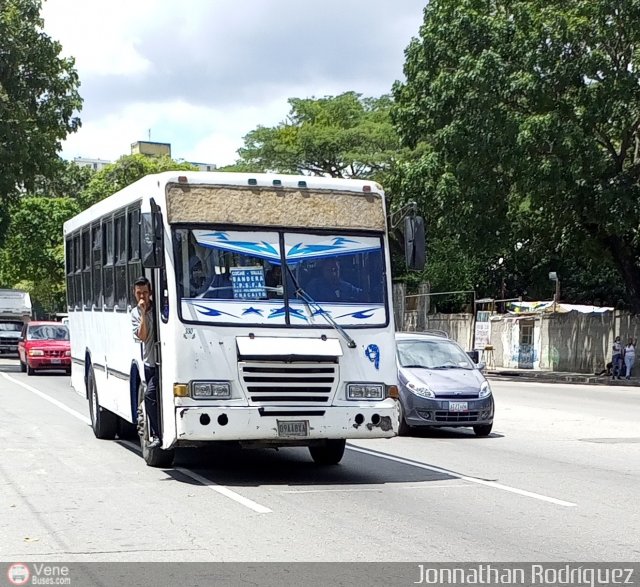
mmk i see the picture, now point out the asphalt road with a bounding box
[0,357,638,563]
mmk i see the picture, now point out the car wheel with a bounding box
[137,380,174,468]
[87,366,118,439]
[397,401,412,436]
[473,423,493,437]
[26,362,35,376]
[20,360,26,373]
[309,439,346,465]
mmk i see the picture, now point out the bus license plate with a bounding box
[449,402,468,412]
[277,420,309,437]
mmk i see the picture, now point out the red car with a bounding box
[18,321,71,375]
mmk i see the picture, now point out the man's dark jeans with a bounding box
[144,365,160,438]
[613,354,622,378]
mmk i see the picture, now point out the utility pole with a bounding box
[549,272,560,312]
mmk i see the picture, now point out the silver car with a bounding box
[396,332,494,436]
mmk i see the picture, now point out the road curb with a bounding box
[486,372,640,387]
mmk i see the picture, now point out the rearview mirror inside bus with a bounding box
[404,215,426,271]
[141,211,164,268]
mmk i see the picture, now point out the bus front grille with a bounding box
[240,362,337,405]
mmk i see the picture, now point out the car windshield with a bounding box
[173,228,386,327]
[0,322,22,332]
[397,339,474,370]
[27,325,70,341]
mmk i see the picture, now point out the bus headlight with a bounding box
[191,381,231,399]
[346,383,384,400]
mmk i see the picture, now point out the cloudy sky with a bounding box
[41,0,426,167]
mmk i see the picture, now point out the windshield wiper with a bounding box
[285,265,357,349]
[402,364,429,369]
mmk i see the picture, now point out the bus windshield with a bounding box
[174,228,387,327]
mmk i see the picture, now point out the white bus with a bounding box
[64,171,424,467]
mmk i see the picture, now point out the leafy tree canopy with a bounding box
[0,196,79,313]
[32,158,95,200]
[79,154,197,209]
[235,92,401,181]
[392,0,640,310]
[0,0,82,245]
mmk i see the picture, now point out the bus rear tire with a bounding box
[309,439,346,465]
[88,367,117,440]
[137,381,174,468]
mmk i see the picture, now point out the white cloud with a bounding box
[42,0,155,76]
[41,0,427,166]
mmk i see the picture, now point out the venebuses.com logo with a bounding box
[7,563,30,586]
[5,562,71,586]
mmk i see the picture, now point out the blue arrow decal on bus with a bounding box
[192,304,237,318]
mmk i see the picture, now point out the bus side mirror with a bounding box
[141,211,164,268]
[404,215,426,271]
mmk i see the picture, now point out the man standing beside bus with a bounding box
[131,276,161,449]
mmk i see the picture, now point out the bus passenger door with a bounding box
[141,199,175,448]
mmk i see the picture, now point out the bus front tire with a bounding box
[87,367,117,440]
[309,439,346,465]
[137,381,174,468]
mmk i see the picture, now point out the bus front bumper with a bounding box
[175,405,398,442]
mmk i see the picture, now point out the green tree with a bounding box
[0,197,79,314]
[0,0,82,244]
[392,0,640,310]
[235,92,416,271]
[236,92,401,181]
[79,154,197,209]
[32,158,95,200]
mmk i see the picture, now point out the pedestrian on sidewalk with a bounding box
[611,336,623,380]
[623,338,636,380]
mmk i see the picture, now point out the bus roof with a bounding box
[64,171,386,235]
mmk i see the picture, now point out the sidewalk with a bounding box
[486,367,640,386]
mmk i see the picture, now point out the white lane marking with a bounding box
[348,445,577,507]
[119,441,272,514]
[176,468,273,514]
[1,372,91,425]
[1,373,272,514]
[282,484,470,494]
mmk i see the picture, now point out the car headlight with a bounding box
[346,383,384,400]
[28,349,44,356]
[406,380,435,399]
[479,381,492,398]
[190,381,231,399]
[65,350,71,357]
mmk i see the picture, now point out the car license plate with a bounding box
[449,401,468,412]
[51,358,61,364]
[277,420,309,437]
